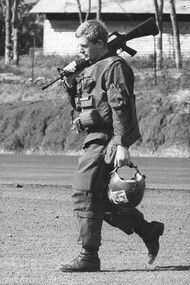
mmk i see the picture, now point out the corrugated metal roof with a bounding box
[30,0,190,14]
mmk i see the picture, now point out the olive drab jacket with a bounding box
[64,55,141,148]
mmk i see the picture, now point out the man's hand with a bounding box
[71,117,84,134]
[64,61,81,87]
[114,145,132,168]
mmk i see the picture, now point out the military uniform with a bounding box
[62,55,164,270]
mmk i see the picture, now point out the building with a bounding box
[30,0,190,58]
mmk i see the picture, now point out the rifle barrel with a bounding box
[41,76,62,90]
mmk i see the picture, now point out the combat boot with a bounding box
[142,221,164,264]
[58,248,100,272]
[135,221,164,265]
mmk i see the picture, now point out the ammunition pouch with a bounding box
[75,95,101,131]
[79,109,101,130]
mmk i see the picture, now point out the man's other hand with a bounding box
[114,145,132,168]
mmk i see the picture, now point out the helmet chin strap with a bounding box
[111,162,136,174]
[110,163,146,179]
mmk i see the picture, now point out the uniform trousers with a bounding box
[72,140,147,251]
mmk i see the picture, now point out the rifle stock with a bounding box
[107,17,159,53]
[41,17,158,90]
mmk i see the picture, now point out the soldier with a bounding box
[58,19,164,272]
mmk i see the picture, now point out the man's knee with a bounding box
[72,189,104,217]
[103,208,145,235]
[72,190,91,212]
[104,212,134,235]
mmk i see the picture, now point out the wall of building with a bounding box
[43,19,79,56]
[43,18,190,58]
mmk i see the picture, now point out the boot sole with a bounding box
[59,267,101,272]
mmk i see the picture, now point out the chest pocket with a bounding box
[82,77,96,94]
[78,77,101,130]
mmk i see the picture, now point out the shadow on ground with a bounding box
[102,265,190,272]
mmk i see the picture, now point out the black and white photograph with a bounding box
[0,1,190,284]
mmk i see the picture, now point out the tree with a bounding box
[85,0,91,22]
[76,0,102,22]
[96,0,101,21]
[5,0,12,65]
[76,0,91,23]
[169,0,182,68]
[0,1,6,56]
[76,0,83,23]
[5,0,20,65]
[12,0,19,65]
[3,0,43,65]
[154,0,164,69]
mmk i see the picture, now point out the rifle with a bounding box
[41,17,158,91]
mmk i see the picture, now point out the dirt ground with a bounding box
[1,184,190,285]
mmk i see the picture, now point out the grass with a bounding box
[0,54,76,79]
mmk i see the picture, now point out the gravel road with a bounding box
[1,183,190,285]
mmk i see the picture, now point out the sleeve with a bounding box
[105,60,137,147]
[62,78,78,109]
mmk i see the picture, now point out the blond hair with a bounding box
[75,19,108,45]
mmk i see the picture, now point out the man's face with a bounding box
[77,37,100,62]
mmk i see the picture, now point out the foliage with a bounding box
[0,0,43,56]
[18,1,43,54]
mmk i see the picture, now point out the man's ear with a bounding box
[97,39,104,48]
